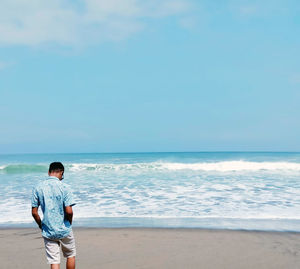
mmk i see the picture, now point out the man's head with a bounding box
[48,162,64,180]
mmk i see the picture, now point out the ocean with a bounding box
[1,152,300,231]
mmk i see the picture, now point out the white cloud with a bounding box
[0,61,13,70]
[0,0,191,47]
[228,0,260,17]
[179,16,198,30]
[229,0,292,18]
[289,74,300,84]
[0,62,5,70]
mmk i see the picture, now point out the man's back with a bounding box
[32,176,75,239]
[31,162,76,269]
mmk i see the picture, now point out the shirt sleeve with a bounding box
[31,187,40,208]
[64,185,76,207]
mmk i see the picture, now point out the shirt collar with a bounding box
[47,176,60,181]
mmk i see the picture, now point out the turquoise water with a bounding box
[1,152,300,231]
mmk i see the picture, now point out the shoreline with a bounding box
[1,216,300,232]
[1,226,300,233]
[1,228,300,268]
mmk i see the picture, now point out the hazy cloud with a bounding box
[229,0,293,18]
[0,62,6,70]
[178,16,198,30]
[0,0,191,47]
[0,61,13,70]
[289,74,300,84]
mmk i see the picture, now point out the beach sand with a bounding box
[1,228,300,268]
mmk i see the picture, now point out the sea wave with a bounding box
[65,161,300,172]
[160,161,300,171]
[1,161,300,173]
[0,164,48,173]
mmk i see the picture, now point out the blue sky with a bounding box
[0,0,300,153]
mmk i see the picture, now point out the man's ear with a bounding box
[48,171,50,176]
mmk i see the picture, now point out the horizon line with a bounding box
[1,151,300,155]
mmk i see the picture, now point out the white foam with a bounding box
[0,199,33,223]
[161,161,300,171]
[1,161,300,174]
[67,161,300,172]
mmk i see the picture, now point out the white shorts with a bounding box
[43,230,76,264]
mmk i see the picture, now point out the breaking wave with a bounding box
[0,164,48,173]
[1,161,300,174]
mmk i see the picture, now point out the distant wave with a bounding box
[2,161,300,173]
[0,164,48,173]
[160,161,300,171]
[67,161,300,172]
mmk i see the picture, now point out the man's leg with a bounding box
[44,237,61,267]
[60,231,76,269]
[66,257,75,269]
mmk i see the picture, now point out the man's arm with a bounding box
[65,206,73,224]
[31,207,42,229]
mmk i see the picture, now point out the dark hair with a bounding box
[49,162,64,173]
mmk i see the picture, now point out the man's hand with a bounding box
[31,207,42,230]
[65,206,73,225]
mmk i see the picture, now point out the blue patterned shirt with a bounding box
[31,176,76,239]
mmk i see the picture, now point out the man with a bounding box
[31,162,76,269]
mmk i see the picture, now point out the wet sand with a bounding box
[1,228,300,268]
